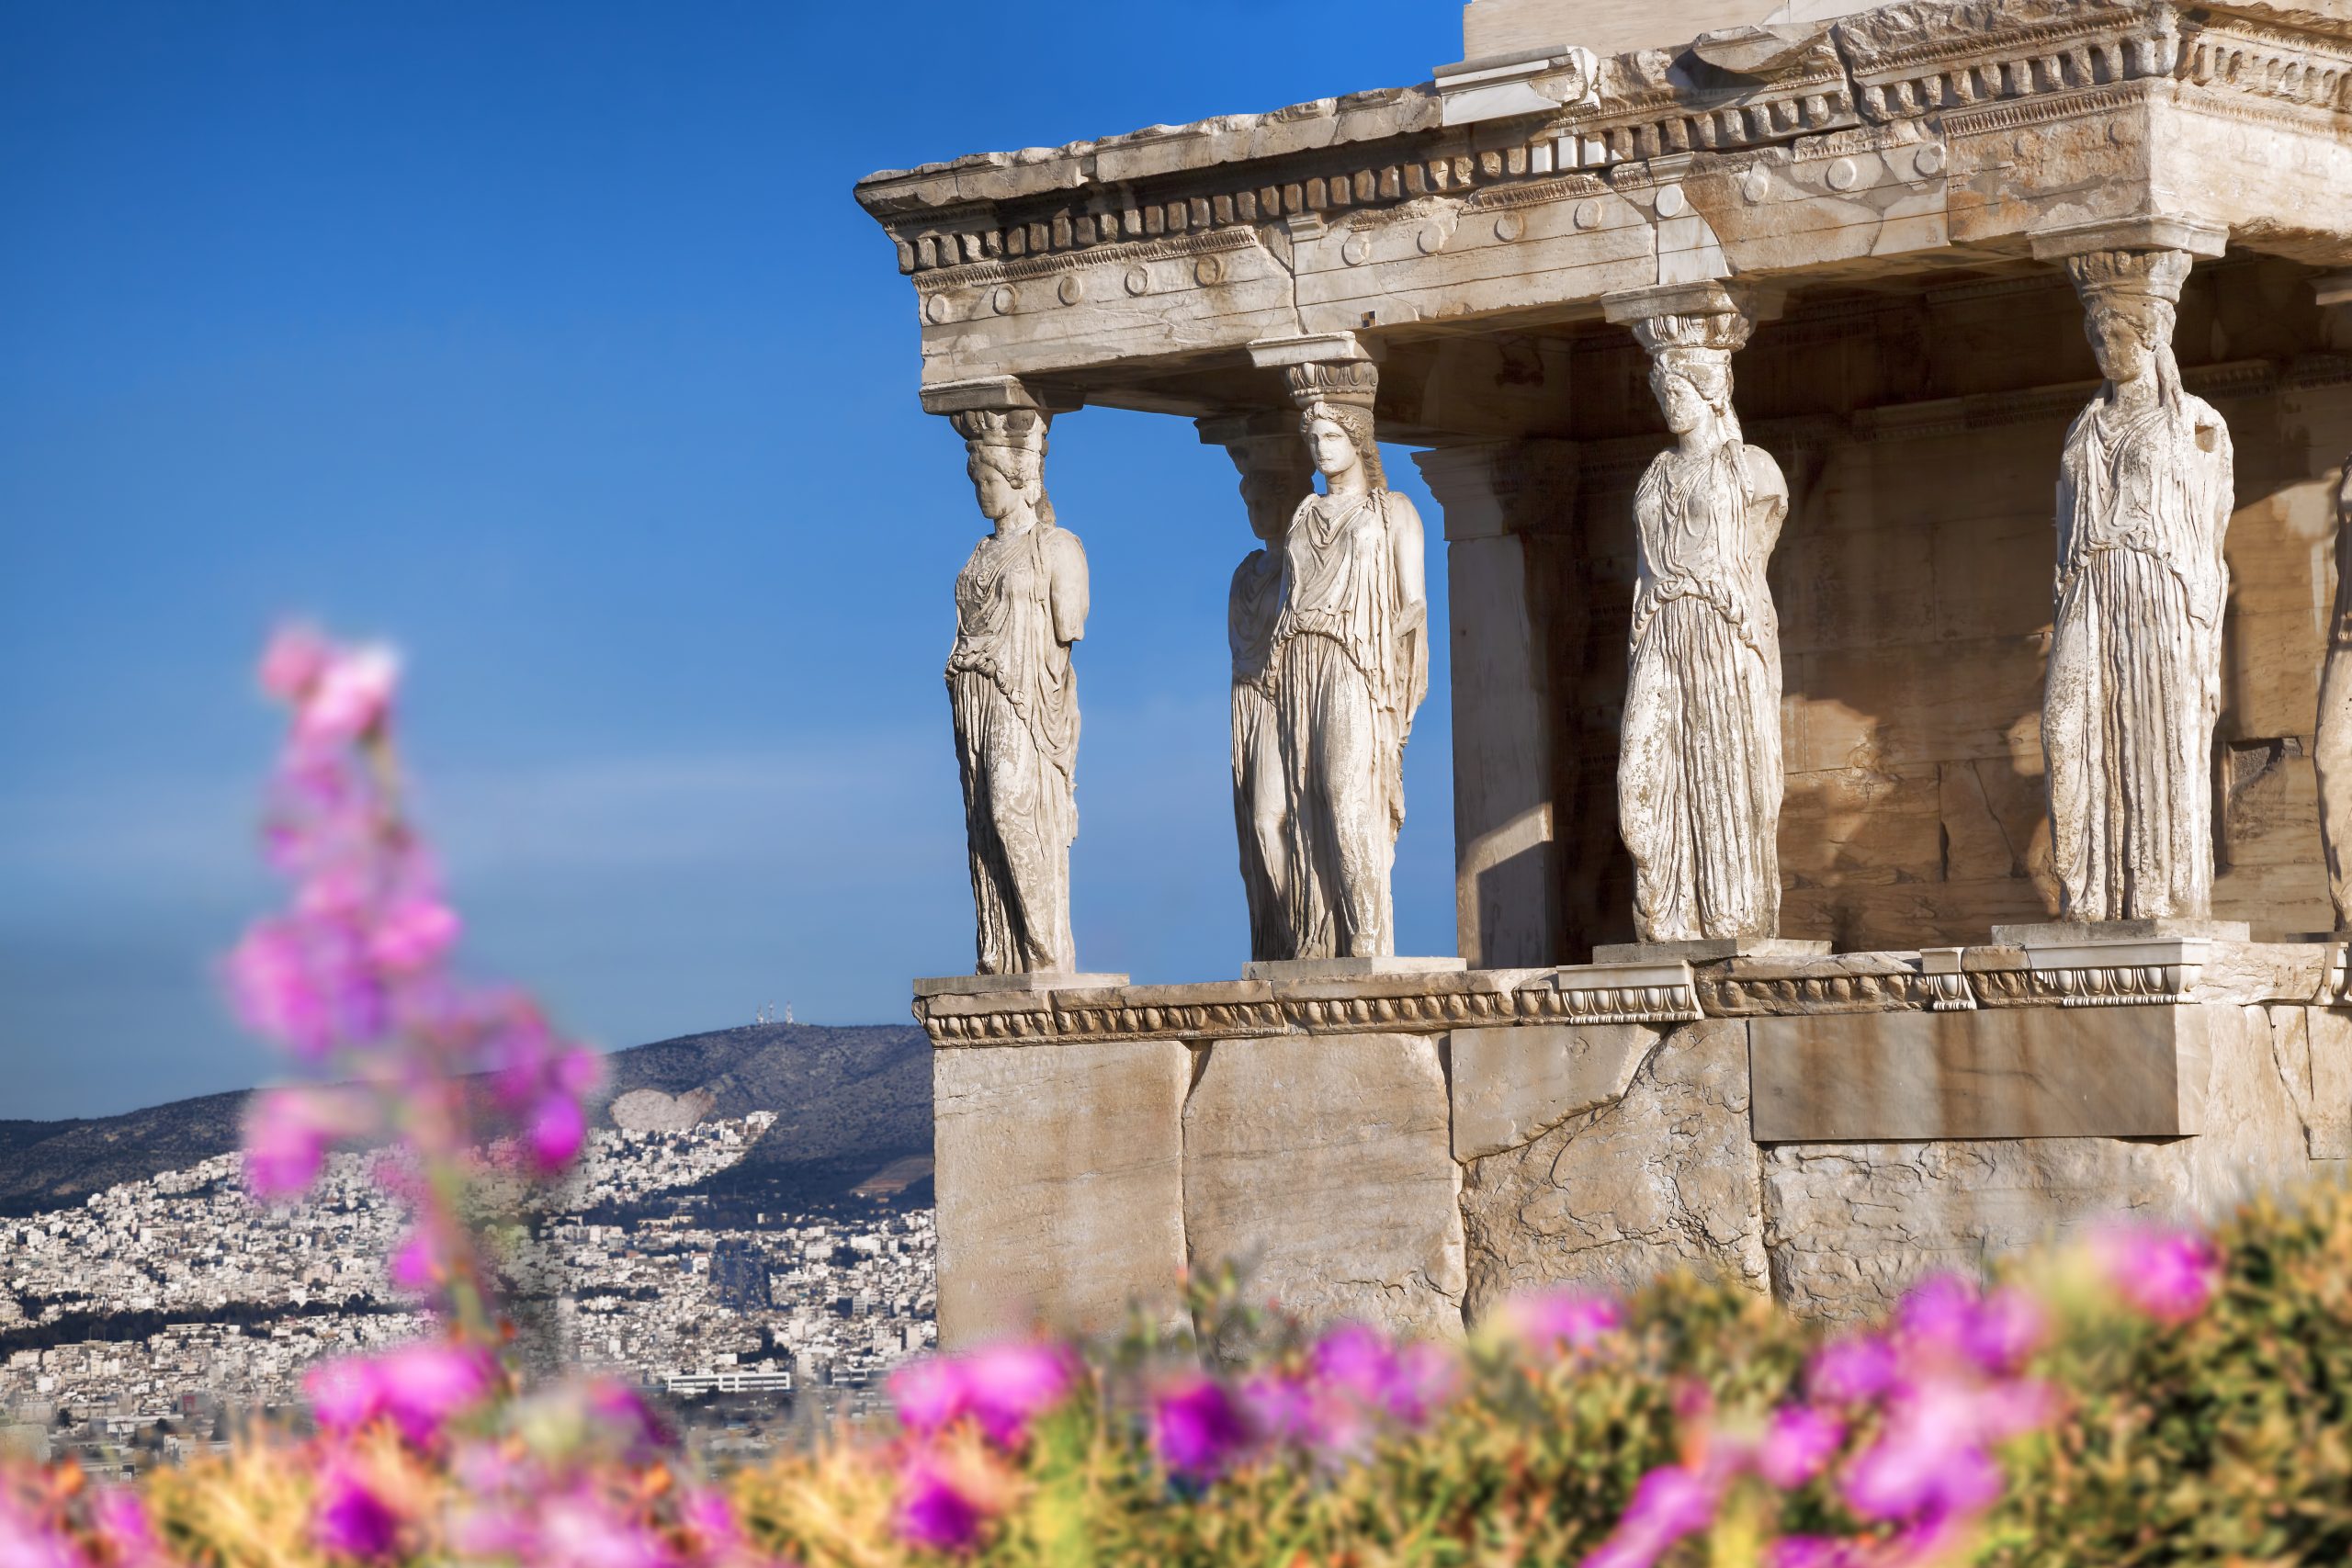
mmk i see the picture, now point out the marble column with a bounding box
[1411,443,1577,968]
[1600,283,1791,948]
[2317,448,2352,930]
[922,377,1091,976]
[2028,220,2234,925]
[1244,333,1431,961]
[1199,411,1318,963]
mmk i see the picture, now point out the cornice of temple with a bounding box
[854,0,2352,278]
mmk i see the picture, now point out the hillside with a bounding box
[0,1022,932,1217]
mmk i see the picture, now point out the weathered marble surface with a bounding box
[1450,1021,1657,1160]
[1215,418,1317,963]
[1261,346,1431,959]
[933,1041,1188,1348]
[1183,1032,1465,1343]
[1609,285,1790,944]
[2041,233,2234,922]
[942,392,1091,975]
[1459,1017,1767,1319]
[1762,1003,2317,1318]
[1749,1006,2210,1142]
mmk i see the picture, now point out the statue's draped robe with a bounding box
[947,523,1081,972]
[1621,442,1784,942]
[1272,491,1428,957]
[2045,389,2233,920]
[1229,547,1290,960]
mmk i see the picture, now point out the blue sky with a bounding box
[0,0,1468,1119]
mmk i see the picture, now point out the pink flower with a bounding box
[1962,1287,2048,1375]
[90,1487,164,1567]
[226,919,333,1058]
[1238,1371,1314,1447]
[894,1464,988,1553]
[312,1465,402,1559]
[1306,1323,1453,1427]
[387,1229,440,1292]
[1767,1539,1863,1568]
[527,1094,588,1171]
[959,1342,1080,1445]
[2096,1225,2223,1325]
[1581,1466,1718,1568]
[295,644,401,745]
[1151,1376,1254,1482]
[243,1088,357,1200]
[305,1344,496,1446]
[1758,1404,1846,1490]
[259,625,333,702]
[537,1492,680,1568]
[1808,1336,1899,1405]
[0,1497,86,1568]
[888,1357,967,1436]
[368,897,459,973]
[1497,1288,1623,1359]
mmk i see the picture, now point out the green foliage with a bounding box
[1983,1179,2352,1566]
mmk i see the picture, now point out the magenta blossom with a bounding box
[306,1344,498,1446]
[1581,1465,1719,1568]
[1151,1376,1255,1482]
[1309,1323,1458,1427]
[894,1465,988,1553]
[888,1342,1079,1448]
[2096,1224,2224,1325]
[259,624,334,702]
[1758,1404,1845,1490]
[295,644,401,745]
[243,1088,369,1201]
[312,1466,403,1559]
[1807,1335,1899,1405]
[1497,1288,1624,1359]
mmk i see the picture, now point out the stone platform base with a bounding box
[914,943,2351,1343]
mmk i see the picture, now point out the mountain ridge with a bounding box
[0,1022,933,1217]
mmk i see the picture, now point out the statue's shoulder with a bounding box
[1041,524,1089,572]
[2180,393,2232,453]
[1379,489,1424,531]
[1737,443,1788,501]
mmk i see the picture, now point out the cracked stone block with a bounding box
[1183,1032,1464,1343]
[933,1041,1189,1348]
[1451,1021,1657,1161]
[1459,1018,1766,1321]
[1761,1004,2315,1319]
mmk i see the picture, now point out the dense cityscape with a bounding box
[0,1112,937,1477]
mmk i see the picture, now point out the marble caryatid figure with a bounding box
[1620,304,1791,943]
[2044,248,2235,922]
[1269,360,1430,958]
[944,406,1091,974]
[2316,452,2352,929]
[1222,428,1317,961]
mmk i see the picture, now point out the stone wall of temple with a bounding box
[1531,256,2352,957]
[1462,0,1774,60]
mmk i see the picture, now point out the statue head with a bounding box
[1634,308,1750,442]
[2067,248,2191,398]
[951,407,1052,529]
[1283,358,1385,491]
[1239,466,1301,543]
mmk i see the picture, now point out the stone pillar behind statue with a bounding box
[1200,412,1318,964]
[2028,221,2235,928]
[2318,451,2352,932]
[925,377,1091,977]
[1600,284,1795,955]
[1413,443,1576,968]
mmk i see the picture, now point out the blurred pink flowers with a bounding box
[887,1342,1080,1448]
[311,1465,403,1559]
[894,1465,988,1554]
[2096,1224,2224,1325]
[1150,1376,1254,1483]
[304,1344,498,1447]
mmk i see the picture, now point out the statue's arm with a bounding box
[1742,446,1792,555]
[1389,494,1429,630]
[1048,530,1091,646]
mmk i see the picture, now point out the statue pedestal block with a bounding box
[913,971,1130,998]
[1594,938,1834,964]
[1992,920,2251,945]
[1243,956,1467,981]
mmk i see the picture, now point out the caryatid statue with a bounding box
[1613,293,1791,943]
[944,403,1091,974]
[2044,246,2234,922]
[1267,359,1430,959]
[2313,451,2352,928]
[1203,414,1318,962]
